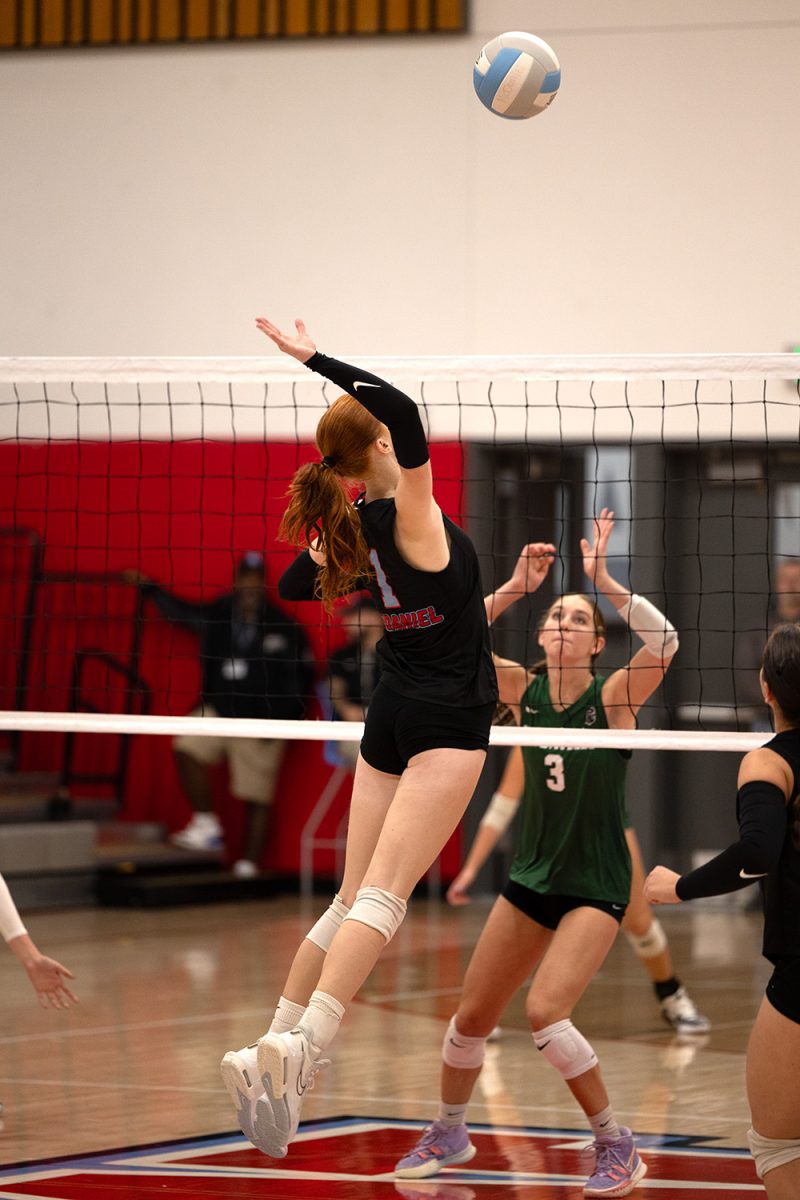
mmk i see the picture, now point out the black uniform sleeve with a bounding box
[676,781,787,900]
[305,352,429,469]
[278,551,321,601]
[141,583,210,635]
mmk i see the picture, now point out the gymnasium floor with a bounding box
[0,895,766,1196]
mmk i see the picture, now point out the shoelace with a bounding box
[593,1137,633,1181]
[410,1124,452,1160]
[667,993,701,1021]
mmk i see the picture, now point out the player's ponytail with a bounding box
[761,622,800,725]
[279,394,381,609]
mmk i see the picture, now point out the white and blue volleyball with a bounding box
[473,31,561,120]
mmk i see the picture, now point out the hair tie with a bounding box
[321,455,337,469]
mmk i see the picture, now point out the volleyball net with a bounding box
[0,352,798,833]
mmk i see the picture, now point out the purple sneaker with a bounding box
[394,1121,477,1179]
[584,1127,647,1197]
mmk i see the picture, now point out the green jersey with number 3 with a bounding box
[509,672,632,905]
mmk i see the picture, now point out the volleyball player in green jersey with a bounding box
[447,746,710,1036]
[396,509,678,1198]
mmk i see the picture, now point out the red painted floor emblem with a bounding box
[0,1118,760,1197]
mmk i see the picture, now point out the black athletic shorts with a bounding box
[359,681,494,777]
[766,955,800,1025]
[502,878,627,930]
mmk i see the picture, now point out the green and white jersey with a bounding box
[509,672,632,905]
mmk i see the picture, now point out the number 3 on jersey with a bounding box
[544,753,565,792]
[369,549,400,609]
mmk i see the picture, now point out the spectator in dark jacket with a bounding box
[134,552,315,877]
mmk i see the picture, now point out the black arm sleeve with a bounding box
[305,351,429,469]
[141,584,208,634]
[278,551,321,601]
[676,780,787,900]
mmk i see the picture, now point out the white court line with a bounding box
[0,1008,267,1046]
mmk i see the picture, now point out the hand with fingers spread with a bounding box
[255,316,316,363]
[23,952,79,1010]
[508,542,557,596]
[580,507,615,588]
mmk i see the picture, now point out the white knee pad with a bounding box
[441,1016,487,1070]
[533,1019,598,1081]
[341,885,407,943]
[624,916,668,960]
[748,1127,800,1179]
[305,893,351,952]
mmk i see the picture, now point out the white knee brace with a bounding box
[305,894,351,952]
[748,1127,800,1179]
[441,1016,487,1070]
[624,916,668,960]
[341,885,407,943]
[533,1019,598,1081]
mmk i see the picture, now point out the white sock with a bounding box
[269,995,307,1035]
[438,1101,468,1128]
[301,989,346,1052]
[589,1105,621,1141]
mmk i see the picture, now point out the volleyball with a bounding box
[473,31,560,120]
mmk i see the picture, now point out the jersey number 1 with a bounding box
[544,753,565,792]
[369,549,400,609]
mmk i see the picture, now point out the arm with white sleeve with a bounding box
[1,873,79,1009]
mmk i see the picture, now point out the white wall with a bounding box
[1,0,798,357]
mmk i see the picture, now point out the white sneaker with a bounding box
[170,812,223,851]
[232,859,258,879]
[220,1043,262,1142]
[660,986,711,1035]
[253,1025,329,1158]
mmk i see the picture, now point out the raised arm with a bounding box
[255,317,442,563]
[484,542,556,625]
[585,509,679,728]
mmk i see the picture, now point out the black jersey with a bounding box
[356,497,497,709]
[761,728,800,960]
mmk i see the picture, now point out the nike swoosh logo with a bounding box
[537,1040,551,1050]
[353,380,380,391]
[739,869,767,879]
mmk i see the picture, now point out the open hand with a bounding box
[580,508,615,586]
[509,543,557,595]
[255,317,316,363]
[24,955,79,1010]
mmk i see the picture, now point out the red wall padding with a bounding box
[0,440,467,878]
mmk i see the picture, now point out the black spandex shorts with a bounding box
[359,681,494,777]
[766,955,800,1025]
[502,878,627,930]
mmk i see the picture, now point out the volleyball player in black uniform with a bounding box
[221,316,543,1160]
[646,623,800,1199]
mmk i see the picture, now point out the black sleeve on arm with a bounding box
[676,780,787,900]
[305,352,429,469]
[141,583,207,634]
[278,550,321,601]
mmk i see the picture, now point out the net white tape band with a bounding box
[0,711,769,753]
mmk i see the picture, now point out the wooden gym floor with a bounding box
[0,894,766,1195]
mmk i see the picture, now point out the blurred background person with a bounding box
[736,559,800,731]
[128,552,314,877]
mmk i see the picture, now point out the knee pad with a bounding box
[747,1127,800,1179]
[441,1016,487,1070]
[624,916,668,960]
[305,894,351,952]
[341,886,407,943]
[533,1019,598,1081]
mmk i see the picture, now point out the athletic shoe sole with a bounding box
[395,1141,477,1179]
[584,1157,647,1197]
[219,1050,261,1143]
